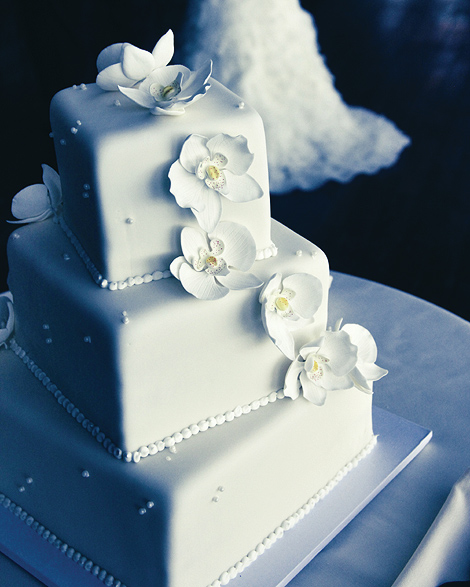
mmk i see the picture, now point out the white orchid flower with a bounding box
[259,273,323,360]
[284,320,387,406]
[341,323,389,392]
[0,292,14,348]
[9,165,62,224]
[169,133,263,233]
[96,30,174,91]
[118,60,212,115]
[170,221,263,300]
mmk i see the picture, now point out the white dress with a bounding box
[179,0,410,193]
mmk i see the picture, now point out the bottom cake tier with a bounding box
[0,348,374,587]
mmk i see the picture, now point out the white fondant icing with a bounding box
[8,219,330,453]
[50,80,272,285]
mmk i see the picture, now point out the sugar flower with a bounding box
[9,165,62,224]
[0,293,14,348]
[170,221,263,300]
[118,60,212,115]
[169,133,263,233]
[259,273,323,360]
[284,320,387,406]
[96,30,174,91]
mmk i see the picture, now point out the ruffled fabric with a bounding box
[180,0,410,193]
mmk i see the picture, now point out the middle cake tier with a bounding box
[7,218,330,456]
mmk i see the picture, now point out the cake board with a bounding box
[0,406,431,587]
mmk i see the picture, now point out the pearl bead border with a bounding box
[0,435,376,587]
[9,339,286,464]
[58,217,172,290]
[206,434,377,587]
[0,492,127,587]
[58,216,277,290]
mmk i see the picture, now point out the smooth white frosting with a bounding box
[7,219,330,453]
[50,80,272,284]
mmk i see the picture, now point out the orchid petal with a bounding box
[121,43,155,81]
[283,359,304,400]
[349,367,372,393]
[168,161,209,211]
[283,273,323,319]
[150,106,186,116]
[8,210,53,225]
[222,171,263,202]
[169,256,185,280]
[141,65,190,93]
[263,309,295,360]
[259,273,282,303]
[172,86,209,108]
[11,184,50,220]
[0,296,14,345]
[206,134,254,175]
[192,192,222,233]
[217,269,263,291]
[96,43,124,72]
[118,86,156,108]
[97,63,134,91]
[179,263,228,300]
[358,362,388,383]
[300,371,327,405]
[179,135,210,174]
[42,164,62,210]
[177,60,212,99]
[321,365,355,391]
[151,29,174,68]
[342,323,379,363]
[209,222,256,271]
[299,342,322,360]
[320,330,358,377]
[180,227,208,265]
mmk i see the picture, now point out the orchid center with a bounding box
[150,79,181,102]
[305,354,328,382]
[275,296,289,312]
[194,243,228,276]
[206,165,221,180]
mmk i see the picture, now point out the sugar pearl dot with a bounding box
[212,496,219,503]
[63,253,71,260]
[81,470,90,478]
[83,336,92,343]
[218,486,225,492]
[138,508,147,515]
[26,477,33,484]
[43,324,50,330]
[146,501,154,509]
[114,99,121,107]
[165,456,172,461]
[60,139,66,146]
[238,101,245,109]
[18,486,25,493]
[296,250,303,257]
[126,217,134,224]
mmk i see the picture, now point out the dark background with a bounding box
[1,0,469,320]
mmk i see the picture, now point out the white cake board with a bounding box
[0,407,431,587]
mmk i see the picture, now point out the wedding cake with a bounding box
[0,31,387,587]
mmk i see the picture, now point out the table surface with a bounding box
[1,271,469,587]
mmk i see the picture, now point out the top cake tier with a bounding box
[50,80,272,285]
